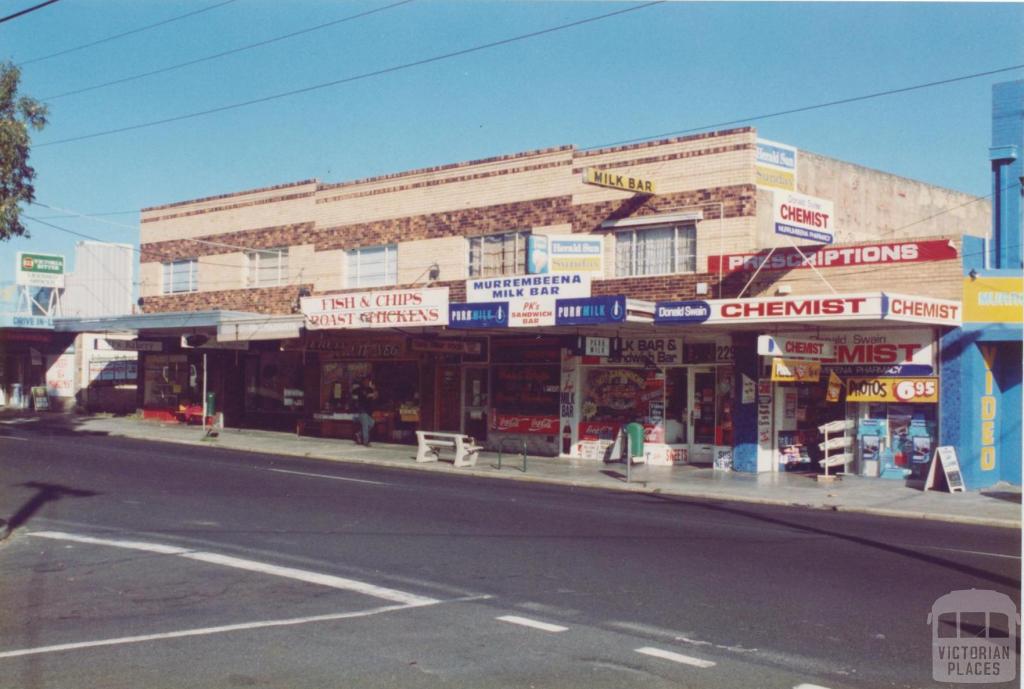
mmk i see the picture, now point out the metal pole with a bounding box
[202,352,208,434]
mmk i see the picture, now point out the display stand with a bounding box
[817,419,854,482]
[924,446,966,493]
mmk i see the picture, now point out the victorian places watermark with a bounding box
[929,589,1020,684]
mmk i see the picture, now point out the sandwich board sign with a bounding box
[924,446,965,493]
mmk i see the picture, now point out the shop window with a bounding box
[468,230,529,278]
[162,259,198,294]
[347,244,397,288]
[492,364,559,416]
[615,224,696,277]
[246,248,289,288]
[143,355,198,408]
[244,352,305,412]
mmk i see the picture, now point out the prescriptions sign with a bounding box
[773,191,835,244]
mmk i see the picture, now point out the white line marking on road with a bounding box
[914,545,1021,560]
[267,468,387,485]
[0,603,415,660]
[496,615,568,633]
[635,646,716,668]
[0,435,27,440]
[29,531,438,606]
[793,684,833,689]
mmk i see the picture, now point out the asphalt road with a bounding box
[0,421,1020,689]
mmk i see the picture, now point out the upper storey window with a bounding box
[468,230,530,278]
[615,224,696,277]
[162,259,198,294]
[246,248,289,288]
[347,244,397,288]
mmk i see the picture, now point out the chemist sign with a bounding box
[773,191,835,244]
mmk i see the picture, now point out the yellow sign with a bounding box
[963,276,1024,323]
[583,168,656,195]
[755,165,795,191]
[846,377,939,404]
[770,357,821,383]
[825,371,843,403]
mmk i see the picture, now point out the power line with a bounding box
[43,0,416,101]
[15,0,238,67]
[585,64,1024,150]
[36,1,665,148]
[0,0,60,25]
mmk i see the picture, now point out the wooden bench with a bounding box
[415,431,482,468]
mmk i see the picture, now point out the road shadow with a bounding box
[642,491,1021,590]
[1,481,100,536]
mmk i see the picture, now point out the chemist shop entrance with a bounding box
[663,365,733,464]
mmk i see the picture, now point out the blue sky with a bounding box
[2,0,1023,287]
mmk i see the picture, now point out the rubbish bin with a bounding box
[624,422,644,459]
[205,392,216,417]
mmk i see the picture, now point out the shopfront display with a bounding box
[763,327,941,478]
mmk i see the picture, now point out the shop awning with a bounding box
[53,310,294,339]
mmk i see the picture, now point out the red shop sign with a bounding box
[492,414,560,434]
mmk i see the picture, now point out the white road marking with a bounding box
[29,531,438,606]
[266,468,387,485]
[914,544,1021,560]
[635,646,716,668]
[496,615,568,632]
[0,603,414,659]
[0,435,27,440]
[793,684,833,689]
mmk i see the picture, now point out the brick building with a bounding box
[105,126,990,477]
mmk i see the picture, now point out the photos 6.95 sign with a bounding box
[17,252,65,288]
[302,288,449,330]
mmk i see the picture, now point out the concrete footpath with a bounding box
[7,413,1021,529]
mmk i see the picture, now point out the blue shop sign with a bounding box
[654,300,711,324]
[555,296,626,325]
[448,302,508,329]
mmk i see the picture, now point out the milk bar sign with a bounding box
[583,167,656,195]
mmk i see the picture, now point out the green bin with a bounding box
[624,422,644,458]
[205,392,216,417]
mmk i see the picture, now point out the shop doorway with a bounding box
[463,366,488,440]
[437,364,462,432]
[666,366,719,464]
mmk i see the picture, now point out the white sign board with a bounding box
[301,287,449,330]
[773,191,835,244]
[528,235,604,276]
[707,294,885,324]
[16,252,65,288]
[508,297,556,327]
[45,353,76,398]
[465,273,590,303]
[925,446,965,493]
[885,294,961,327]
[757,335,834,360]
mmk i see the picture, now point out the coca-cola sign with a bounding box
[492,414,560,434]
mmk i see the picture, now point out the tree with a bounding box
[0,60,47,241]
